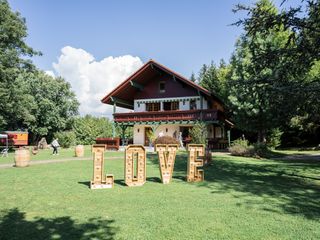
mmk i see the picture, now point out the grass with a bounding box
[0,150,319,239]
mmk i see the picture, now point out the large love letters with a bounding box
[124,145,146,187]
[90,144,205,189]
[187,144,204,182]
[90,144,114,189]
[155,144,179,184]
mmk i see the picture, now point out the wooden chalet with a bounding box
[101,60,233,149]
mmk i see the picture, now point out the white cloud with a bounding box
[52,46,143,118]
[45,70,55,77]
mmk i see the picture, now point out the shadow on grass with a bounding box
[202,157,320,220]
[78,181,90,188]
[0,208,117,240]
[114,179,126,186]
[148,151,320,220]
[146,177,162,183]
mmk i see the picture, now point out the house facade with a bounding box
[101,60,233,149]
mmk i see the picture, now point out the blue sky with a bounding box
[9,0,255,76]
[8,0,302,116]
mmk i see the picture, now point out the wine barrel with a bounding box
[15,149,30,167]
[75,145,84,157]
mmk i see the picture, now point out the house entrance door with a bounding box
[179,126,192,146]
[144,127,153,146]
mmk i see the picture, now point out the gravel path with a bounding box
[0,156,122,169]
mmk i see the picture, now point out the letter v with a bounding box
[155,144,178,184]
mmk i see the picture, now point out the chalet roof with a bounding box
[101,59,221,109]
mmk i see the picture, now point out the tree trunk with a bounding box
[257,130,266,143]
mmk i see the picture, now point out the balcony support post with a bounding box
[112,102,116,137]
[198,90,204,120]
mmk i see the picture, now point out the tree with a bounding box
[229,0,299,142]
[198,60,231,103]
[0,0,40,129]
[233,0,320,140]
[197,64,208,83]
[25,71,79,142]
[73,115,113,145]
[190,122,208,145]
[190,72,197,82]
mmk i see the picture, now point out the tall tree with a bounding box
[229,0,300,142]
[0,0,41,129]
[198,60,231,104]
[25,71,79,142]
[233,0,320,138]
[190,72,197,82]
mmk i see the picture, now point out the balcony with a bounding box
[113,109,222,124]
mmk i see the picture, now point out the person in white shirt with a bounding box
[51,138,60,155]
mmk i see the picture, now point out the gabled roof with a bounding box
[101,59,220,109]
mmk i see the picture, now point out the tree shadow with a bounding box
[148,151,320,220]
[0,208,117,240]
[199,156,320,220]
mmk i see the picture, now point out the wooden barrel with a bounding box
[75,145,84,157]
[15,149,30,167]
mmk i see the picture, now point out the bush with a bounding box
[267,128,283,149]
[54,131,76,148]
[154,136,179,145]
[253,142,269,158]
[190,122,207,144]
[228,139,254,157]
[229,138,270,158]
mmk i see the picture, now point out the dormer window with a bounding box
[159,81,165,93]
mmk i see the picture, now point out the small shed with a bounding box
[4,131,28,146]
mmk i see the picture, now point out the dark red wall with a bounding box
[134,74,198,99]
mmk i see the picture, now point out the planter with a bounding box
[15,149,30,167]
[75,145,84,157]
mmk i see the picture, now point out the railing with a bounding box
[113,109,221,123]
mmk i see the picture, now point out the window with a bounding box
[190,99,197,110]
[159,81,165,93]
[163,101,179,111]
[146,102,160,111]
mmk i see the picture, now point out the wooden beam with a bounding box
[130,80,144,91]
[172,75,177,82]
[150,64,163,76]
[110,97,133,108]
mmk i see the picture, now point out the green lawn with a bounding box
[0,151,319,239]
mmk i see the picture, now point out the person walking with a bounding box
[51,138,60,155]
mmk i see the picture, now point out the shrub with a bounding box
[253,142,270,158]
[154,136,179,145]
[267,128,283,149]
[54,131,76,148]
[190,121,207,144]
[229,138,270,158]
[228,139,254,157]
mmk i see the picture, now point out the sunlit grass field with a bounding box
[0,150,319,239]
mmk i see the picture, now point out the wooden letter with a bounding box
[90,144,114,189]
[125,145,146,187]
[155,144,178,184]
[187,144,204,182]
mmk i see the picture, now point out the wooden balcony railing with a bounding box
[113,109,221,123]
